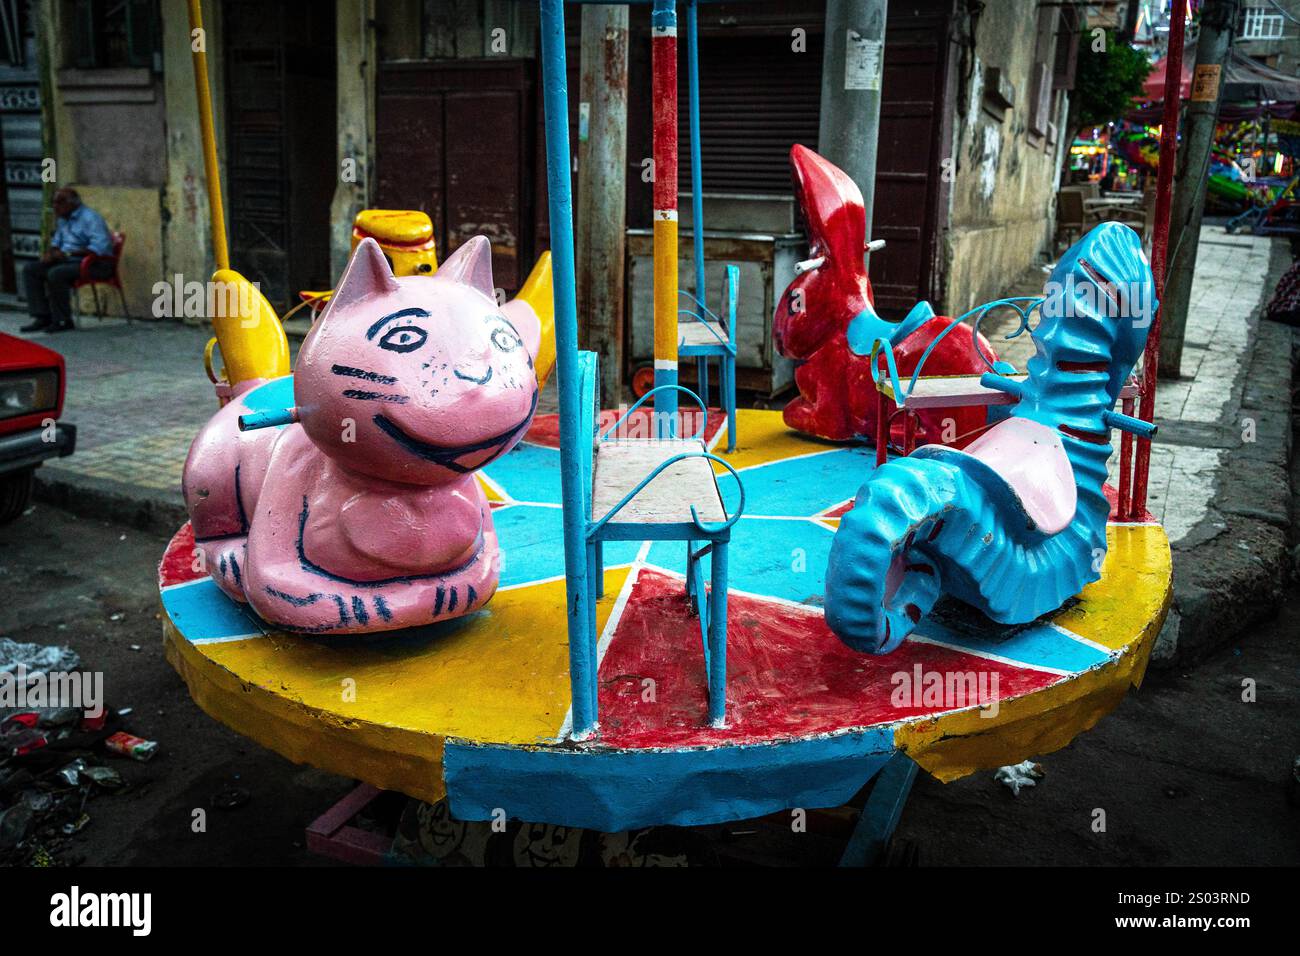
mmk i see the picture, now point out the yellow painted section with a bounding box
[515,252,557,389]
[477,475,505,503]
[350,210,438,279]
[652,218,678,364]
[163,568,630,802]
[207,269,291,386]
[353,209,435,245]
[894,522,1171,782]
[1054,524,1171,653]
[713,409,848,472]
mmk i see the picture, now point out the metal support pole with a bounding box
[818,0,888,239]
[186,0,230,272]
[576,3,629,407]
[540,0,595,737]
[686,0,706,307]
[1158,0,1240,377]
[651,0,679,437]
[1130,0,1187,518]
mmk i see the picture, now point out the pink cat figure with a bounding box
[181,236,541,634]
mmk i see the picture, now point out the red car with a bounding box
[0,332,76,523]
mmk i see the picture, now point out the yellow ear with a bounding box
[515,252,556,389]
[209,268,291,386]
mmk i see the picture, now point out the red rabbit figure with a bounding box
[774,145,996,447]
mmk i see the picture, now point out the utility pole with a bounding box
[818,0,888,239]
[575,4,630,406]
[1119,0,1142,44]
[1159,0,1240,377]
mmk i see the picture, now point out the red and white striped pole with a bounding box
[1130,0,1187,519]
[651,0,679,436]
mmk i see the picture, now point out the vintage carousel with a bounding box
[159,0,1180,864]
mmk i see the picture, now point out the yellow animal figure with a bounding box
[202,268,291,402]
[515,251,556,389]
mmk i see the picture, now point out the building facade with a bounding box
[7,0,1080,390]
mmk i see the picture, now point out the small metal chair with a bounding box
[678,264,739,452]
[574,350,745,730]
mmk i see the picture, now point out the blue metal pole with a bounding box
[687,0,706,307]
[539,0,596,737]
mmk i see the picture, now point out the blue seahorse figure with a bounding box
[824,221,1158,653]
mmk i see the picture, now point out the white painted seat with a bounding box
[592,439,726,525]
[880,373,1139,409]
[679,319,729,348]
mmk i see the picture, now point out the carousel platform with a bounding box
[159,401,1171,832]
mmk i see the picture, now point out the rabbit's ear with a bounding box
[790,144,866,270]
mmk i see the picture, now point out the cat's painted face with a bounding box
[295,236,540,485]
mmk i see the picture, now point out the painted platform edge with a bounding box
[157,509,1172,830]
[898,534,1173,782]
[442,729,896,832]
[161,616,447,805]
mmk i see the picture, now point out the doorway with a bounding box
[223,0,336,309]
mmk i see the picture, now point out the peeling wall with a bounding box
[330,0,376,278]
[940,0,1064,315]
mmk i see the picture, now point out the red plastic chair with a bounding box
[74,231,129,322]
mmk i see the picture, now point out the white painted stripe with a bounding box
[653,209,678,221]
[652,25,677,37]
[640,562,830,618]
[728,445,844,475]
[160,576,211,592]
[1045,620,1117,658]
[905,632,1075,677]
[190,632,265,646]
[555,542,651,741]
[653,359,677,370]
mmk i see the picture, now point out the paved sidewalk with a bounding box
[2,225,1292,664]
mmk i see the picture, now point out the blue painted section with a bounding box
[444,728,895,832]
[846,300,930,357]
[241,375,294,415]
[493,504,640,588]
[653,367,678,438]
[715,447,875,517]
[480,442,564,504]
[650,0,676,29]
[162,579,266,644]
[647,515,832,605]
[539,0,595,735]
[912,619,1111,674]
[838,752,918,867]
[826,222,1158,653]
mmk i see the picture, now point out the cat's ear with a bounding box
[436,235,495,301]
[325,238,399,318]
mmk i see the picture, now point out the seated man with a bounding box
[21,188,114,334]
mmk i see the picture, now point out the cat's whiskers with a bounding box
[342,389,410,404]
